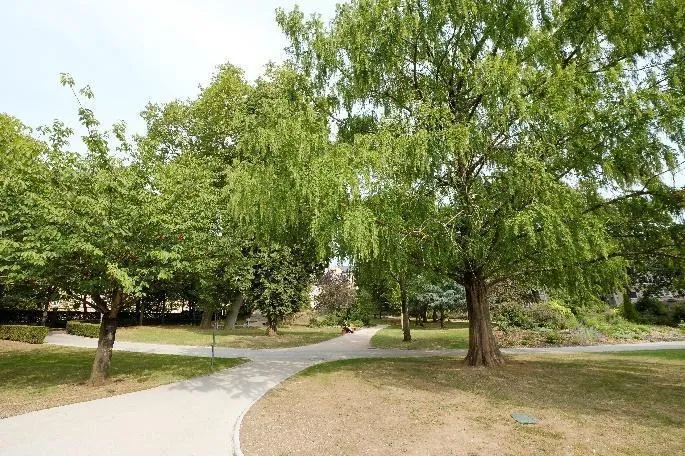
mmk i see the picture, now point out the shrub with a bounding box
[530,300,578,330]
[578,309,649,339]
[0,325,49,344]
[567,326,603,345]
[347,319,364,329]
[308,313,341,327]
[634,296,683,326]
[672,303,685,326]
[492,302,533,330]
[544,330,563,345]
[622,297,640,322]
[66,320,100,338]
[349,306,373,326]
[493,299,577,330]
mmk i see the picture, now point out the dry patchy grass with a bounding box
[242,350,685,456]
[0,340,245,418]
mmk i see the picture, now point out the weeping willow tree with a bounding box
[234,0,684,367]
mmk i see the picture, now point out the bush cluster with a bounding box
[66,320,100,338]
[629,296,685,327]
[309,313,367,328]
[493,300,578,331]
[0,324,49,344]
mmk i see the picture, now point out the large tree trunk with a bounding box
[199,310,212,329]
[266,318,277,336]
[224,295,243,330]
[40,287,55,326]
[137,300,144,326]
[400,281,411,342]
[432,308,438,322]
[89,292,122,385]
[464,271,503,367]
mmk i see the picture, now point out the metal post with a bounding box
[211,311,216,368]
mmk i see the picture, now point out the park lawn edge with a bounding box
[0,341,248,418]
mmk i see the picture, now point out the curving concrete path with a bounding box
[1,328,684,456]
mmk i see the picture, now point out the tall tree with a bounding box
[274,0,685,365]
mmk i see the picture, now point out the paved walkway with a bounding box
[1,329,684,456]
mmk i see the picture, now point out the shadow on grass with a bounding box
[298,350,685,428]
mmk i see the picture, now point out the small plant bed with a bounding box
[242,351,685,456]
[496,324,685,348]
[370,320,469,350]
[495,304,685,348]
[0,340,245,418]
[115,324,341,349]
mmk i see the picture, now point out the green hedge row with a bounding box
[66,321,100,338]
[0,325,49,344]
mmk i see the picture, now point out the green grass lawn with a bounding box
[115,324,341,349]
[242,350,685,456]
[371,320,469,349]
[0,340,245,418]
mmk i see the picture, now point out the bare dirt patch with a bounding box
[242,352,685,456]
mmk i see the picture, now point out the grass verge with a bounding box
[242,350,685,456]
[115,324,341,348]
[371,320,469,349]
[0,340,245,418]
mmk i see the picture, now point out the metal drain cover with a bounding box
[511,412,538,424]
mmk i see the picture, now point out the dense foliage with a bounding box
[1,0,684,374]
[0,325,49,344]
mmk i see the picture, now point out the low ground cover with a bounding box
[371,305,685,350]
[115,324,341,349]
[242,350,685,456]
[0,340,245,418]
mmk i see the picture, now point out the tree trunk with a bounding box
[40,287,55,326]
[400,281,411,342]
[82,295,88,320]
[421,305,428,324]
[432,308,438,322]
[89,305,121,385]
[464,271,502,367]
[439,308,445,328]
[266,318,277,336]
[224,295,243,330]
[138,300,144,326]
[41,301,49,327]
[200,310,212,329]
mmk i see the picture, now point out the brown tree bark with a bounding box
[224,295,243,330]
[82,295,88,320]
[439,308,445,328]
[464,270,503,367]
[266,318,278,336]
[399,280,411,342]
[89,291,123,385]
[199,310,212,329]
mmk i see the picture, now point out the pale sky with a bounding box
[1,1,683,186]
[1,0,338,139]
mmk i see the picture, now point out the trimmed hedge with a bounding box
[66,321,100,338]
[0,325,49,344]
